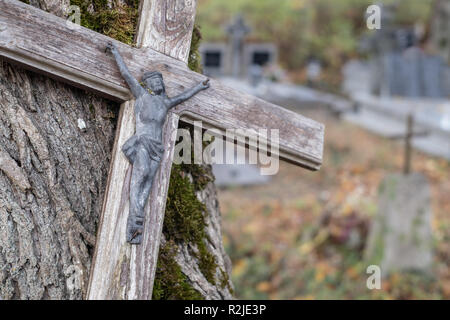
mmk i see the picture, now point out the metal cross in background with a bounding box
[388,114,428,174]
[226,14,251,78]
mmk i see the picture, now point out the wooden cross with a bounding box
[0,0,324,299]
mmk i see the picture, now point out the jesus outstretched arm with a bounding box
[168,79,210,108]
[106,42,145,99]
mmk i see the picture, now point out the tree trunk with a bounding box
[0,58,117,299]
[0,0,233,300]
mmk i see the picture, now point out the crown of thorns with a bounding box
[142,71,163,81]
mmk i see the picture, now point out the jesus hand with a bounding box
[105,41,117,54]
[201,78,210,90]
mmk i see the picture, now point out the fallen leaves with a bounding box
[218,109,450,299]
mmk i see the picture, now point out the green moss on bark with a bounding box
[219,269,234,293]
[188,25,203,73]
[152,240,204,300]
[70,0,140,45]
[162,165,218,284]
[177,122,215,191]
[152,162,217,299]
[163,165,209,244]
[152,24,224,299]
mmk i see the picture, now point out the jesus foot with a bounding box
[127,216,144,244]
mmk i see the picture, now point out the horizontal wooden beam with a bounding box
[0,0,324,170]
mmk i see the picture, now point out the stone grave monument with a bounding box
[365,115,434,276]
[200,15,278,79]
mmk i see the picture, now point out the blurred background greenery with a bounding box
[197,0,433,91]
[196,0,450,300]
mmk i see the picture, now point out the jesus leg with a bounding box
[127,149,151,243]
[136,159,160,216]
[127,150,161,244]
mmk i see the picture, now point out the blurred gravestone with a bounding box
[360,2,449,98]
[212,144,271,187]
[360,41,448,98]
[306,58,322,88]
[244,43,277,69]
[249,64,263,87]
[342,60,373,95]
[212,163,270,187]
[200,18,278,79]
[199,43,227,77]
[365,173,433,275]
[401,48,422,97]
[422,55,445,98]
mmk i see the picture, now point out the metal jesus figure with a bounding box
[106,42,210,244]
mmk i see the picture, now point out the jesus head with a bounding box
[142,71,165,94]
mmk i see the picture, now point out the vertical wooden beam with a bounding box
[87,0,197,299]
[129,0,197,299]
[136,0,197,63]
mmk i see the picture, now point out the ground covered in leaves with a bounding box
[218,109,450,299]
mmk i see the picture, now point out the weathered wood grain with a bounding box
[87,100,136,299]
[135,0,197,62]
[0,0,324,170]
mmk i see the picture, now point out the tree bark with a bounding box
[0,59,117,299]
[0,0,233,300]
[170,173,234,299]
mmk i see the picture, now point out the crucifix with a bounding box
[0,0,324,300]
[105,41,210,244]
[387,114,428,175]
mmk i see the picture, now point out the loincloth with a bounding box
[122,134,164,164]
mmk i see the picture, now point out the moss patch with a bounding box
[177,122,215,191]
[163,165,218,283]
[163,165,209,243]
[180,162,214,191]
[219,269,234,294]
[70,0,140,45]
[152,240,204,300]
[188,25,203,73]
[152,163,218,299]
